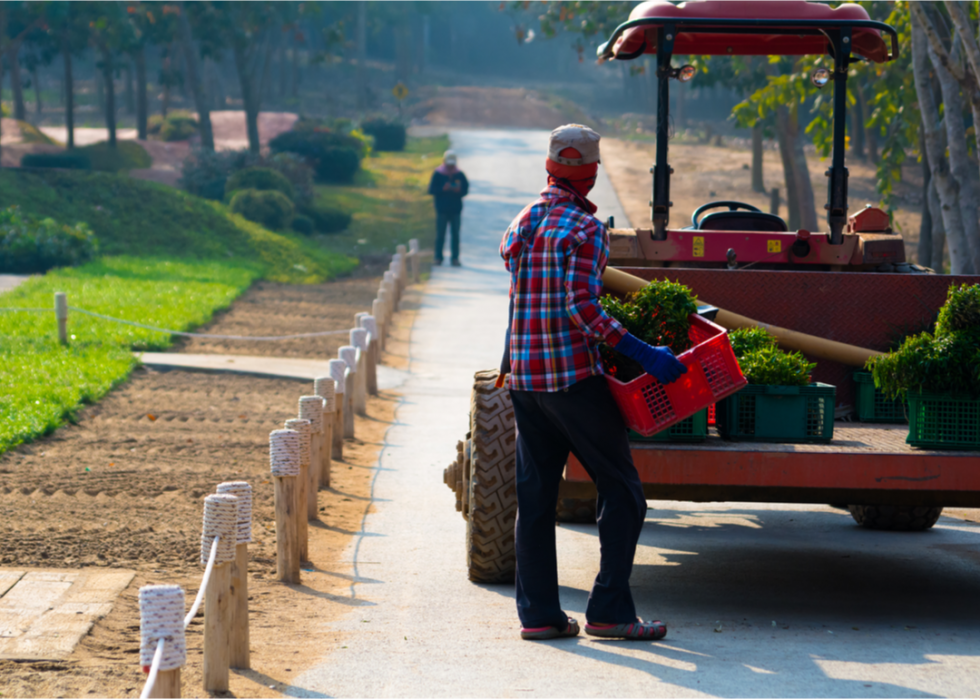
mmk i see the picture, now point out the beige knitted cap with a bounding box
[548,124,601,165]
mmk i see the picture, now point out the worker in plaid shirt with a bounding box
[499,125,685,642]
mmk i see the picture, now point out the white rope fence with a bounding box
[135,244,419,698]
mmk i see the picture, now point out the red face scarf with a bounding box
[546,159,598,212]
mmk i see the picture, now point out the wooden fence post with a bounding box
[283,420,312,560]
[215,481,252,670]
[54,292,68,345]
[201,493,238,693]
[408,238,420,283]
[299,394,326,508]
[314,377,335,488]
[139,584,185,699]
[371,299,385,352]
[350,328,368,416]
[338,346,357,438]
[359,316,378,396]
[269,429,301,584]
[328,359,347,459]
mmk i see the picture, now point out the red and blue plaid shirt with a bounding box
[501,180,627,392]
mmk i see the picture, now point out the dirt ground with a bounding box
[601,137,927,264]
[410,86,592,129]
[0,276,419,698]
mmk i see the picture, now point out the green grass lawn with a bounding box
[0,135,443,455]
[314,135,448,258]
[0,257,261,453]
[0,169,357,284]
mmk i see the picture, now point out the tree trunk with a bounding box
[291,45,299,99]
[135,45,148,140]
[751,122,764,192]
[62,36,74,149]
[124,60,134,114]
[911,17,972,274]
[775,105,801,230]
[865,118,878,164]
[928,178,946,271]
[102,50,117,147]
[8,47,25,120]
[918,130,933,268]
[356,0,367,111]
[177,6,214,151]
[233,43,261,155]
[161,49,171,118]
[96,70,105,118]
[30,63,41,116]
[851,82,866,160]
[926,31,980,272]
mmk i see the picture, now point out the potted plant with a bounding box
[716,328,835,443]
[868,284,980,449]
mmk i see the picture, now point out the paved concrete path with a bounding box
[0,274,30,295]
[294,130,980,698]
[136,352,410,390]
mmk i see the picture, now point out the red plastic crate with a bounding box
[708,403,716,426]
[606,315,747,437]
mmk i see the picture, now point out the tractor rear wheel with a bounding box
[556,498,597,523]
[465,370,518,583]
[848,505,943,531]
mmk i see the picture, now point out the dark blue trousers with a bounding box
[435,212,461,262]
[510,375,647,630]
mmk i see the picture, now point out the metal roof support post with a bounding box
[827,27,851,245]
[652,24,675,241]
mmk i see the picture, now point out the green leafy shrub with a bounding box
[729,327,815,387]
[225,167,295,202]
[160,114,199,142]
[298,204,352,234]
[0,206,98,273]
[74,141,152,172]
[870,283,980,399]
[935,284,980,336]
[21,152,92,170]
[179,149,314,204]
[362,118,407,152]
[229,189,295,230]
[269,130,364,183]
[729,327,778,357]
[291,214,314,235]
[599,280,698,381]
[148,110,198,141]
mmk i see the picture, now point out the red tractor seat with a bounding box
[698,211,788,232]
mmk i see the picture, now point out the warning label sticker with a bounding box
[767,240,782,253]
[693,236,705,257]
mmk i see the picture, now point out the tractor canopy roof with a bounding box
[599,0,895,63]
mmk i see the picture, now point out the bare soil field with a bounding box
[602,137,927,264]
[0,276,419,698]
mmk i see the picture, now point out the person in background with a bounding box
[499,124,686,642]
[428,150,469,266]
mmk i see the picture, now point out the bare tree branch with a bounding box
[910,2,967,83]
[946,1,980,88]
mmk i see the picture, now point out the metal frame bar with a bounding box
[605,16,898,243]
[596,16,899,62]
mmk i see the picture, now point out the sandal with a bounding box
[585,619,667,640]
[521,616,581,641]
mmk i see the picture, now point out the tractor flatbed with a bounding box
[565,424,980,507]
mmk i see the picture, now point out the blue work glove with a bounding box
[615,333,688,385]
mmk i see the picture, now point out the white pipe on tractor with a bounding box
[601,267,884,368]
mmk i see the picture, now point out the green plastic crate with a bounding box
[854,372,907,423]
[629,409,707,443]
[716,383,836,443]
[907,391,980,450]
